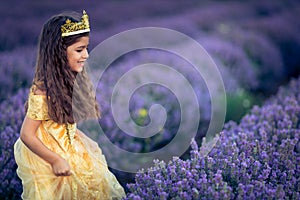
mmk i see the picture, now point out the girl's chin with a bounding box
[77,67,84,72]
[71,66,84,73]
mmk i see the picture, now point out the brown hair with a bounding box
[29,11,100,124]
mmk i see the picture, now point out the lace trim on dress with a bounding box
[66,123,76,144]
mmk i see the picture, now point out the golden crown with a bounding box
[61,10,90,37]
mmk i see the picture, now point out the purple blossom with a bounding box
[0,88,27,199]
[125,76,300,199]
[1,1,300,198]
[0,47,35,102]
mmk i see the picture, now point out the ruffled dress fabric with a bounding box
[14,87,125,200]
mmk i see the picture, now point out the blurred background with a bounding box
[1,0,300,198]
[2,0,300,112]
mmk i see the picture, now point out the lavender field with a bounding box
[1,0,300,199]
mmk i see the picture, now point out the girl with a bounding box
[14,10,125,199]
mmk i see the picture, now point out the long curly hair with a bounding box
[30,11,100,124]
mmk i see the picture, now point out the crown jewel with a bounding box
[61,10,90,37]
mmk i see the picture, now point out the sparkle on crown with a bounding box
[61,10,90,37]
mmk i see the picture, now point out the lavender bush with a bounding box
[201,29,284,94]
[242,0,300,80]
[93,47,225,153]
[90,30,267,158]
[91,0,289,94]
[1,0,300,198]
[173,0,290,94]
[0,47,35,102]
[125,76,300,199]
[0,88,28,200]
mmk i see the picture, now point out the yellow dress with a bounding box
[14,87,125,200]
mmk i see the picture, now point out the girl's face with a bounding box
[66,36,89,72]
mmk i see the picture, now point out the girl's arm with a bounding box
[20,116,71,176]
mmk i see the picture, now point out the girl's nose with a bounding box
[83,49,89,59]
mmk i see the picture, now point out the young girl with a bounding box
[14,10,125,199]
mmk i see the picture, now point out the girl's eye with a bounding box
[76,49,83,53]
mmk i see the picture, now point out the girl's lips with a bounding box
[78,61,85,66]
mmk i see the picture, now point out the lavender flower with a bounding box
[0,89,28,199]
[0,47,35,101]
[125,76,300,199]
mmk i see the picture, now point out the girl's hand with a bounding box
[20,116,72,176]
[50,156,72,176]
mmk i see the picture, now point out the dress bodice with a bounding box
[27,86,77,150]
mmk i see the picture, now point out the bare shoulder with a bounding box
[33,88,46,95]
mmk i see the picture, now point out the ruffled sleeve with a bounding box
[26,87,49,120]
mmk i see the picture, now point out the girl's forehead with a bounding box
[71,36,89,46]
[77,36,89,42]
